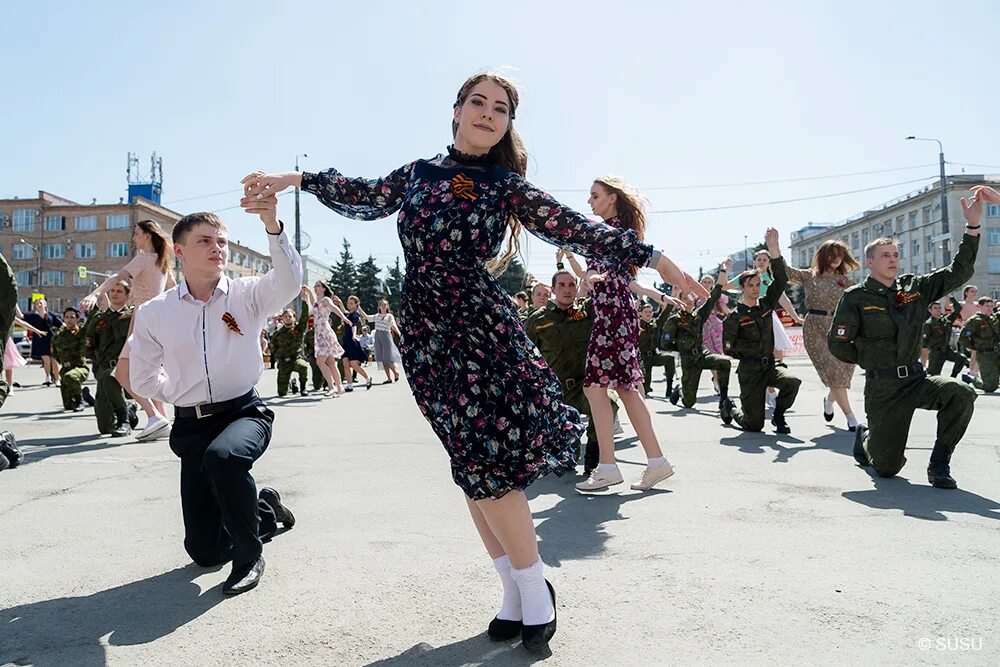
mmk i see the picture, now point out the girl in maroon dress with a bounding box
[576,177,707,492]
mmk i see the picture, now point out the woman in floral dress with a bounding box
[574,176,707,493]
[241,73,689,654]
[302,281,349,397]
[786,240,861,430]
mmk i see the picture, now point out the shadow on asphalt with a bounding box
[0,563,225,667]
[365,636,549,666]
[17,434,121,465]
[771,429,852,463]
[719,430,805,455]
[526,472,669,567]
[842,471,1000,521]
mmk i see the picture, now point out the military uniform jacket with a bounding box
[51,325,88,367]
[722,257,788,359]
[921,297,962,350]
[638,304,673,359]
[270,303,309,363]
[829,234,979,370]
[674,284,723,356]
[959,312,1000,353]
[84,306,133,368]
[525,298,594,383]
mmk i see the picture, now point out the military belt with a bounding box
[563,377,580,390]
[866,362,925,381]
[806,309,831,316]
[176,389,257,420]
[738,356,775,367]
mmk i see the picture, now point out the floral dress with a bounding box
[302,150,653,500]
[313,301,344,359]
[701,295,727,355]
[584,217,644,390]
[786,266,856,388]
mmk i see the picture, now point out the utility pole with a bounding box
[294,153,308,255]
[906,136,948,234]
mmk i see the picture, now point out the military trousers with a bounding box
[306,357,326,391]
[926,347,967,377]
[59,364,90,409]
[969,350,999,392]
[860,372,976,477]
[276,358,310,396]
[95,367,127,434]
[731,360,800,432]
[642,353,674,393]
[679,352,731,408]
[169,394,277,569]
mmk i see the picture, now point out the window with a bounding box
[988,228,1000,246]
[15,271,32,287]
[12,209,36,232]
[75,243,96,259]
[986,204,1000,218]
[990,256,1000,274]
[925,235,933,255]
[74,215,97,231]
[895,215,904,232]
[106,242,129,258]
[44,243,65,259]
[899,244,907,260]
[851,232,859,249]
[942,239,951,265]
[926,262,933,273]
[913,239,920,256]
[862,228,871,245]
[12,243,33,260]
[909,211,918,229]
[42,270,64,287]
[106,214,129,230]
[921,206,932,225]
[873,223,883,237]
[993,287,1000,300]
[17,297,29,313]
[44,215,65,231]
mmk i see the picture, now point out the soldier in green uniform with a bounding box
[303,325,327,392]
[50,307,90,411]
[668,260,734,415]
[959,296,999,393]
[0,252,23,471]
[921,296,966,377]
[271,297,311,397]
[638,302,675,396]
[721,229,800,434]
[828,188,986,489]
[525,269,618,474]
[84,281,135,437]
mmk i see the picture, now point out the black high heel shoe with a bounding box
[521,580,557,653]
[487,616,522,641]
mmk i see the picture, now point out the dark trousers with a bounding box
[169,395,277,569]
[926,347,967,377]
[95,369,126,434]
[679,351,731,408]
[732,360,800,431]
[642,353,674,393]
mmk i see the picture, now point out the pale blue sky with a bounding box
[3,0,998,283]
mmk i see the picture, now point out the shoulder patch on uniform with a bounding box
[534,322,555,331]
[833,324,849,340]
[862,305,887,312]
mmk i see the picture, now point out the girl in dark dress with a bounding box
[24,298,63,386]
[241,72,688,654]
[341,296,372,391]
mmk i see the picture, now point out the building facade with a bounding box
[0,191,273,313]
[789,175,1000,300]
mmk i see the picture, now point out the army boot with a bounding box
[927,440,958,489]
[127,403,139,429]
[81,386,95,407]
[111,408,132,438]
[719,398,735,425]
[770,410,791,435]
[853,425,870,467]
[0,431,21,468]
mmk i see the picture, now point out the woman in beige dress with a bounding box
[786,240,861,430]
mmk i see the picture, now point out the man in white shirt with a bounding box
[130,194,302,595]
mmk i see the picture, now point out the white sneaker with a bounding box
[135,416,171,442]
[630,461,675,491]
[575,466,624,492]
[613,418,624,435]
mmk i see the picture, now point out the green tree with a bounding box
[329,239,358,299]
[382,257,404,313]
[355,254,382,310]
[497,257,527,295]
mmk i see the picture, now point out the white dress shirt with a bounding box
[129,228,303,408]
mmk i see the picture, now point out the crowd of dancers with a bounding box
[2,70,999,657]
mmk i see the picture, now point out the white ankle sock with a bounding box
[509,559,554,625]
[492,555,522,621]
[647,456,667,469]
[846,412,859,428]
[823,396,833,413]
[596,463,618,475]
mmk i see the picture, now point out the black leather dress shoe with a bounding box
[127,403,139,429]
[259,487,296,528]
[719,398,735,425]
[853,425,870,467]
[223,556,265,595]
[0,431,22,468]
[669,385,680,406]
[771,412,791,435]
[81,387,95,407]
[487,616,522,641]
[822,398,834,423]
[521,580,557,653]
[927,463,958,489]
[0,452,9,472]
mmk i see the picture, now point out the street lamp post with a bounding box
[906,136,949,234]
[294,153,308,255]
[19,238,42,291]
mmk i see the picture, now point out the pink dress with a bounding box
[313,302,345,359]
[4,338,26,370]
[119,252,170,359]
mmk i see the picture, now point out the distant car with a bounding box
[12,330,31,357]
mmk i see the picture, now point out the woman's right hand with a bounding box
[241,171,302,198]
[79,293,98,312]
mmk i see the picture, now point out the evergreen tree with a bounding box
[355,254,382,310]
[382,257,404,313]
[329,239,358,299]
[497,257,527,295]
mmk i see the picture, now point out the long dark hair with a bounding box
[314,281,333,299]
[137,219,172,274]
[452,71,528,275]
